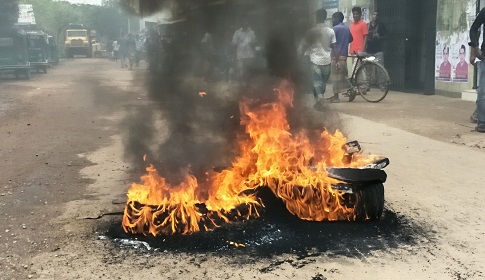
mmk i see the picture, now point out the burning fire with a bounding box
[123,80,377,236]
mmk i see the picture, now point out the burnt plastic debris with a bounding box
[343,140,361,154]
[364,157,390,169]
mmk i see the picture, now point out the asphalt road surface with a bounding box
[0,58,484,280]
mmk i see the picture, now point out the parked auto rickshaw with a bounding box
[0,27,31,79]
[47,35,59,65]
[26,30,49,73]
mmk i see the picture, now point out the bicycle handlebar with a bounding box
[349,51,370,58]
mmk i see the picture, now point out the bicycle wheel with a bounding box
[355,62,390,103]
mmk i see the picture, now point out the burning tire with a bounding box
[327,154,388,221]
[351,183,384,221]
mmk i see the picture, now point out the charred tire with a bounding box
[349,183,384,221]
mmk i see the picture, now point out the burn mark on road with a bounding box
[103,202,429,260]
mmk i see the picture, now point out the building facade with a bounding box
[310,0,481,98]
[435,0,478,98]
[135,0,483,98]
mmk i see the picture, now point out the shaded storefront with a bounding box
[135,0,483,97]
[376,0,437,94]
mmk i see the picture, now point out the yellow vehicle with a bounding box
[65,23,91,58]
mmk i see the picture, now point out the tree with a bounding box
[93,6,128,39]
[0,0,19,29]
[19,0,128,46]
[19,0,79,42]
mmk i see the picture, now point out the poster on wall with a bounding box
[451,42,469,82]
[435,32,469,82]
[361,7,370,23]
[435,1,475,83]
[436,32,449,81]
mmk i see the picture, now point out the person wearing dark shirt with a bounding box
[331,12,353,102]
[126,33,136,70]
[118,32,128,68]
[469,8,485,132]
[367,10,386,66]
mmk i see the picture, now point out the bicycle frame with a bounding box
[344,53,390,103]
[349,54,377,84]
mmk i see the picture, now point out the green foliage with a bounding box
[0,0,20,29]
[19,0,128,42]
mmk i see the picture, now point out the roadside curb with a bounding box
[461,89,477,102]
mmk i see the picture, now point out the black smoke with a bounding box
[121,0,343,184]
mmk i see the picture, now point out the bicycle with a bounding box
[338,52,391,103]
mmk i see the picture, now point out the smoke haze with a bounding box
[121,0,344,184]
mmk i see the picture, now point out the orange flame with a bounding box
[122,80,376,236]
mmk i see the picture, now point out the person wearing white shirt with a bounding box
[112,40,119,61]
[299,9,340,110]
[232,21,256,81]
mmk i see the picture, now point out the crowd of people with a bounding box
[111,8,385,103]
[94,6,485,135]
[196,21,257,83]
[299,7,385,110]
[107,32,143,70]
[193,7,386,90]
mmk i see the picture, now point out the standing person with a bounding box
[299,8,339,110]
[161,32,175,74]
[134,34,143,67]
[126,33,136,70]
[331,11,353,102]
[366,10,386,65]
[146,28,160,73]
[469,8,485,132]
[223,24,238,82]
[107,39,114,61]
[232,20,256,82]
[201,31,215,81]
[112,40,119,61]
[118,32,128,68]
[349,6,368,61]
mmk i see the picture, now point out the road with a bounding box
[0,58,484,280]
